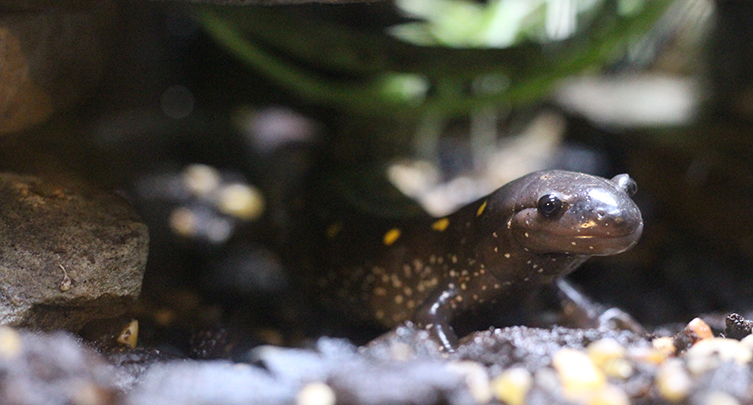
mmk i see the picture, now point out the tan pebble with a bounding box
[652,337,676,357]
[216,183,265,221]
[628,346,667,365]
[587,339,632,379]
[116,319,139,349]
[71,382,113,405]
[446,361,491,404]
[686,317,713,340]
[701,391,740,405]
[588,384,630,405]
[739,334,753,350]
[656,358,691,402]
[686,338,752,375]
[601,358,633,380]
[296,382,336,405]
[169,207,198,237]
[553,348,606,399]
[0,326,22,360]
[491,367,532,405]
[182,164,221,196]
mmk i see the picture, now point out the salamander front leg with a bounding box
[413,285,461,352]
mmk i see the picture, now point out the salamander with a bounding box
[313,170,643,351]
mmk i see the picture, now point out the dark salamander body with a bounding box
[313,170,643,350]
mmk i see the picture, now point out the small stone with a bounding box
[588,384,630,405]
[687,317,714,340]
[724,313,753,340]
[491,367,532,405]
[552,348,606,399]
[686,338,752,375]
[701,391,740,405]
[216,183,265,221]
[0,330,119,404]
[446,361,491,404]
[587,339,632,379]
[116,319,139,349]
[182,164,221,197]
[0,326,22,360]
[652,336,676,357]
[297,382,336,405]
[628,346,667,366]
[656,358,691,402]
[739,334,753,350]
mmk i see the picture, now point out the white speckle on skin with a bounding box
[504,253,511,259]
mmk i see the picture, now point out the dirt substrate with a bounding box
[2,314,753,405]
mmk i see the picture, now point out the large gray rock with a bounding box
[0,173,149,331]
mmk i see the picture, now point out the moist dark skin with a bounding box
[315,170,644,351]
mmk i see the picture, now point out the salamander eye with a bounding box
[537,194,562,218]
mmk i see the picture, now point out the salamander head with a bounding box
[502,170,643,255]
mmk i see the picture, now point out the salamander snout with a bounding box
[509,171,644,256]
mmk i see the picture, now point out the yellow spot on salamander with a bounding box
[432,218,450,231]
[476,200,488,217]
[383,228,401,245]
[326,222,342,239]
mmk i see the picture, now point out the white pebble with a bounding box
[686,338,752,375]
[446,361,491,404]
[656,358,691,402]
[296,382,336,405]
[701,391,740,405]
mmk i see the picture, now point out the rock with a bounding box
[0,3,114,133]
[0,173,149,331]
[126,361,297,405]
[0,326,120,405]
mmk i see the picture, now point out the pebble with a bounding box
[182,164,221,197]
[0,326,22,360]
[627,346,667,366]
[652,336,676,357]
[0,329,119,405]
[116,319,139,349]
[216,183,265,221]
[490,367,532,405]
[687,317,714,340]
[656,358,691,402]
[446,361,491,404]
[297,382,336,405]
[587,339,633,379]
[552,348,606,399]
[686,338,752,375]
[740,334,753,350]
[701,391,740,405]
[588,384,630,405]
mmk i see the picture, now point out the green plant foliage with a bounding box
[192,0,673,118]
